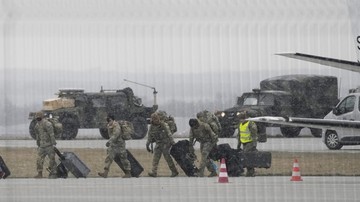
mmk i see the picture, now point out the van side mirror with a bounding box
[332,108,339,115]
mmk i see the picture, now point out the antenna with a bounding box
[124,79,158,106]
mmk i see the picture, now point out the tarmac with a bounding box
[1,132,360,201]
[1,176,359,202]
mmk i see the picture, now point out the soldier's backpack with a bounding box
[47,117,63,139]
[197,110,221,135]
[157,111,177,134]
[119,121,134,140]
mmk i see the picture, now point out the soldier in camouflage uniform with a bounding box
[157,110,177,134]
[196,110,222,135]
[98,114,131,178]
[189,118,218,177]
[33,111,57,179]
[146,113,178,177]
[237,111,258,177]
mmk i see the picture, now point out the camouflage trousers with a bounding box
[198,142,217,177]
[104,145,131,171]
[151,143,177,174]
[36,145,57,175]
[243,141,257,176]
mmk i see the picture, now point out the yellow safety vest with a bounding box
[239,121,252,143]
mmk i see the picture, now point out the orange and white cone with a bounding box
[218,158,229,183]
[290,158,303,181]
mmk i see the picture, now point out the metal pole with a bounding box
[124,79,158,106]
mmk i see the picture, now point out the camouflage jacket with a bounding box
[197,111,222,135]
[147,121,174,145]
[35,119,56,148]
[107,121,124,147]
[189,121,218,145]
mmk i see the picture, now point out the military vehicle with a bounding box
[29,86,158,140]
[216,75,338,138]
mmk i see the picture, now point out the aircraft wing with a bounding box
[247,116,360,130]
[277,53,360,73]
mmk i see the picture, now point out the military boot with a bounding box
[148,172,157,177]
[208,171,217,177]
[245,168,255,177]
[123,170,132,178]
[48,174,57,179]
[34,171,42,179]
[170,170,179,177]
[98,169,109,178]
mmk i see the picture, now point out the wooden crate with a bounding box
[43,98,75,110]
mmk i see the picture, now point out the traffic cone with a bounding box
[218,158,229,183]
[290,158,303,181]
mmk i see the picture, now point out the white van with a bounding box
[322,93,360,150]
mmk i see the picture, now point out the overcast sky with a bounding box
[1,0,359,116]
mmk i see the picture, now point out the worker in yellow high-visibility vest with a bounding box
[237,111,258,177]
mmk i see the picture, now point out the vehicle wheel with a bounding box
[29,119,37,140]
[99,128,109,139]
[310,128,322,138]
[280,127,301,137]
[219,127,235,138]
[325,131,343,150]
[61,117,79,140]
[131,117,148,139]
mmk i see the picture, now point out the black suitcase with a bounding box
[54,147,90,178]
[0,155,11,179]
[170,140,198,177]
[114,149,143,177]
[225,149,244,177]
[209,143,233,160]
[55,162,68,178]
[209,144,244,177]
[240,151,272,168]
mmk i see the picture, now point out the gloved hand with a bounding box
[146,142,152,153]
[106,141,110,147]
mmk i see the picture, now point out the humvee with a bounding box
[29,87,158,140]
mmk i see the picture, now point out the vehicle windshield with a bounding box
[237,93,275,106]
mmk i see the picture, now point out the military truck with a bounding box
[29,87,158,140]
[216,74,338,138]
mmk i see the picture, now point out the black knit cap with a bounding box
[189,118,199,127]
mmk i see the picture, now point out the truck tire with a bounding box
[131,117,148,139]
[325,130,343,150]
[280,127,301,137]
[310,128,322,138]
[60,117,79,140]
[99,128,109,139]
[219,127,236,138]
[29,119,37,140]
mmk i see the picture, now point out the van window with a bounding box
[337,95,355,115]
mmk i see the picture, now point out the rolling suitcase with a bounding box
[208,143,232,160]
[54,147,90,178]
[225,149,244,177]
[209,144,244,177]
[170,140,198,177]
[114,149,143,177]
[240,151,272,168]
[54,162,68,178]
[0,155,11,179]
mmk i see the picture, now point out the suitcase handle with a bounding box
[54,147,65,160]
